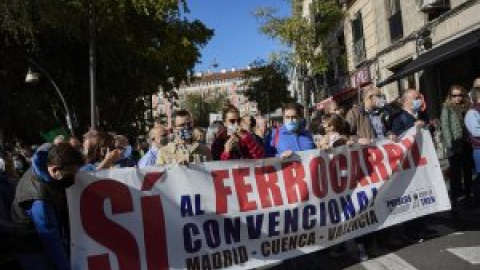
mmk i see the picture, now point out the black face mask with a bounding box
[51,175,75,189]
[159,137,169,146]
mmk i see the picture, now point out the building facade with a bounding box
[153,69,259,125]
[301,0,480,118]
[375,0,480,117]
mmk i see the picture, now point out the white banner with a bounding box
[68,128,451,270]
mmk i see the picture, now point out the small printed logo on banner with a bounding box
[386,195,412,213]
[386,188,436,215]
[418,188,436,206]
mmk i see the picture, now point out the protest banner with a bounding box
[68,127,451,270]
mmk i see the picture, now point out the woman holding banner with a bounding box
[441,85,472,210]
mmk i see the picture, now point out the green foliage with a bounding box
[243,59,293,114]
[0,0,213,142]
[183,93,228,127]
[254,0,343,74]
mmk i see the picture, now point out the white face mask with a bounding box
[227,123,238,136]
[13,159,23,170]
[375,98,387,108]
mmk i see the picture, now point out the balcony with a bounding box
[389,11,404,42]
[353,38,366,65]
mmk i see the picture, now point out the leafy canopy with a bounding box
[0,0,213,141]
[254,0,343,74]
[183,92,228,127]
[243,58,294,114]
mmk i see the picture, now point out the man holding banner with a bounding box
[345,87,395,259]
[268,102,316,159]
[12,143,84,270]
[211,105,264,161]
[156,109,211,164]
[391,88,438,242]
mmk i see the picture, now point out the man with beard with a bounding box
[11,143,84,270]
[156,110,212,164]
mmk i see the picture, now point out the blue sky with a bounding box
[186,1,291,72]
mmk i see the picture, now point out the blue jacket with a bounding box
[465,108,480,137]
[137,147,158,168]
[391,110,429,136]
[25,144,70,270]
[268,126,316,157]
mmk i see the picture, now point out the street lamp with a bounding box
[415,28,433,55]
[25,59,74,136]
[89,0,97,130]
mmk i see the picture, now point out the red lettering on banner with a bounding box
[255,166,283,208]
[282,161,308,204]
[363,147,388,183]
[382,143,405,174]
[310,156,328,199]
[400,137,427,169]
[410,139,427,167]
[401,138,414,170]
[233,167,257,212]
[329,154,348,194]
[349,150,370,189]
[141,172,164,191]
[80,180,141,270]
[141,195,169,270]
[211,170,231,214]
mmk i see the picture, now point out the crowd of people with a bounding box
[1,78,480,269]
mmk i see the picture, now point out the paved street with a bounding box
[269,204,480,270]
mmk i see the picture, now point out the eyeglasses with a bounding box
[227,119,240,124]
[175,122,191,128]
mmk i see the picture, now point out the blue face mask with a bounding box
[177,128,193,141]
[412,99,423,112]
[284,119,300,132]
[122,146,132,159]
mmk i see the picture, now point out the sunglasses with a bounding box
[175,122,191,128]
[451,94,463,98]
[227,119,240,124]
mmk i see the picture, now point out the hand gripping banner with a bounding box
[68,128,451,270]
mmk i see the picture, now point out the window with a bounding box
[425,0,451,21]
[387,0,404,42]
[386,0,401,16]
[389,60,416,96]
[397,74,415,96]
[352,12,366,65]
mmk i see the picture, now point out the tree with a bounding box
[0,0,213,143]
[183,93,228,127]
[243,59,293,114]
[254,0,344,74]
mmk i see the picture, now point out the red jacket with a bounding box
[211,132,264,161]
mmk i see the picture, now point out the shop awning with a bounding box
[377,28,480,87]
[314,87,357,110]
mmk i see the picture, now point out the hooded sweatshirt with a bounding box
[11,143,70,270]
